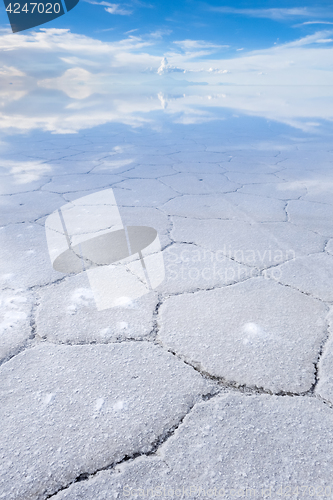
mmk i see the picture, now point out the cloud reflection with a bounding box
[1,28,333,134]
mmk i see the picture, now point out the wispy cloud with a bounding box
[174,40,227,51]
[84,1,132,15]
[280,30,333,47]
[210,7,331,21]
[169,39,229,61]
[294,21,333,27]
[96,27,115,32]
[130,0,153,7]
[0,29,153,60]
[315,38,333,43]
[149,29,172,39]
[172,40,229,60]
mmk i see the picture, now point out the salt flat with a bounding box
[1,124,333,499]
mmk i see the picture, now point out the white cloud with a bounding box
[105,5,131,15]
[315,38,333,43]
[0,66,25,77]
[174,39,228,51]
[280,30,333,47]
[171,40,229,60]
[295,21,333,26]
[0,29,154,71]
[157,57,183,75]
[210,7,330,21]
[149,29,172,39]
[96,27,115,32]
[83,0,132,15]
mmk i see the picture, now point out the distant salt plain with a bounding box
[1,107,333,499]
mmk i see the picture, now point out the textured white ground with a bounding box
[1,126,333,499]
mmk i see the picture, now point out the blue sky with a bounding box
[2,0,333,50]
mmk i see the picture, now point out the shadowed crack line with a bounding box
[310,309,332,396]
[0,295,41,368]
[154,338,312,399]
[43,392,219,500]
[0,342,35,369]
[267,278,332,306]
